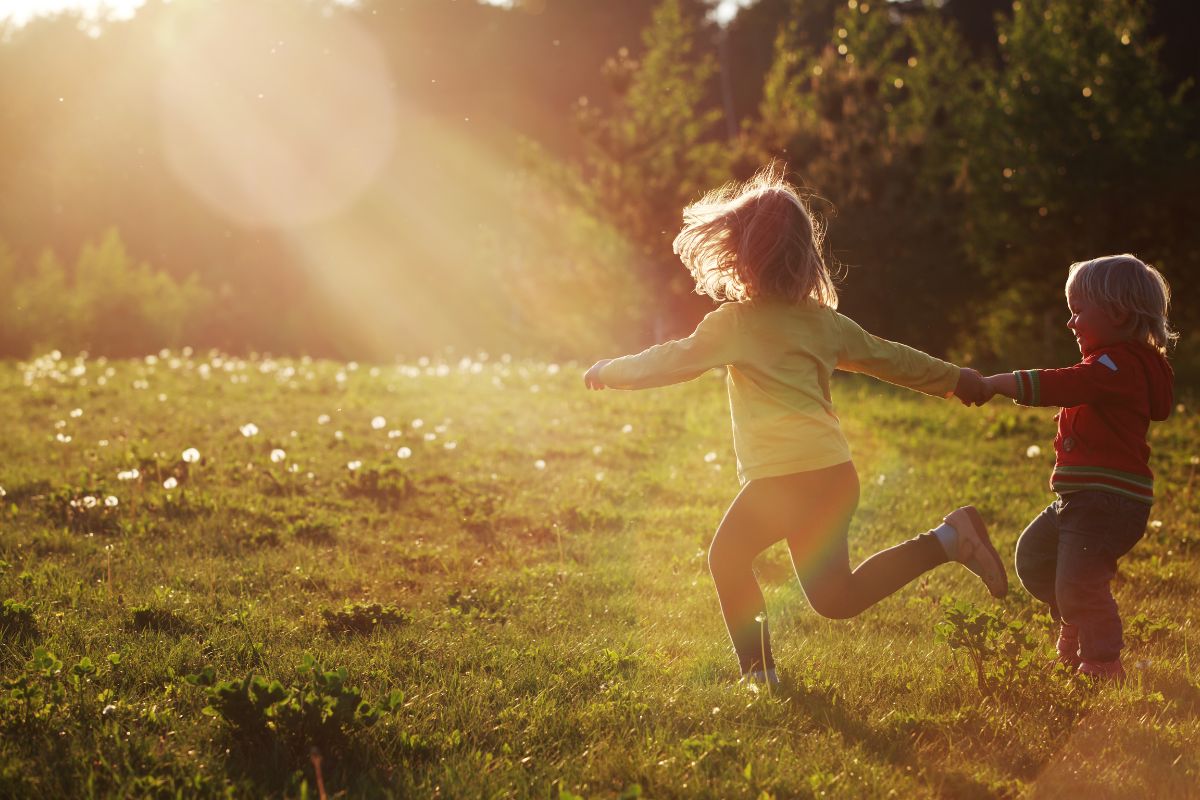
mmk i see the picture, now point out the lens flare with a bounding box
[157,4,396,229]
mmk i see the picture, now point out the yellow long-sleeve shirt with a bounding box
[598,297,960,483]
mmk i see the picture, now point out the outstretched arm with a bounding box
[583,359,612,390]
[983,373,1018,400]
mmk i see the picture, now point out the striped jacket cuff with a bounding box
[1013,369,1040,406]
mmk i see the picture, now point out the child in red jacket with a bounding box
[981,254,1176,680]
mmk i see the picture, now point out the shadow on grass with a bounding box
[778,679,1006,799]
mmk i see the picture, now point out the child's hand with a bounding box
[583,360,612,390]
[953,368,993,406]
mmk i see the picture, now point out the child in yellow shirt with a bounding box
[584,164,1005,686]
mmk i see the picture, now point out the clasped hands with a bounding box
[954,368,996,407]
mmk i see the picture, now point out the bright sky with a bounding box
[0,0,755,29]
[0,0,145,27]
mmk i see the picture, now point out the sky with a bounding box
[0,0,755,29]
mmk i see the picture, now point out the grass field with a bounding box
[1,350,1197,798]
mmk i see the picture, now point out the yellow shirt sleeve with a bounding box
[598,303,739,389]
[833,312,959,397]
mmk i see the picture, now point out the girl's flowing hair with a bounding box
[1066,254,1178,355]
[673,162,838,307]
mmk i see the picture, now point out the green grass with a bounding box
[0,350,1197,798]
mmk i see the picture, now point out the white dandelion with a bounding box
[82,495,98,509]
[371,416,387,430]
[347,460,362,471]
[163,477,178,490]
[621,424,633,434]
[396,447,412,459]
[704,452,718,463]
[182,448,200,463]
[69,408,83,418]
[117,469,140,481]
[534,459,546,470]
[317,414,331,425]
[1026,445,1042,458]
[239,423,259,438]
[1150,520,1164,530]
[270,449,287,463]
[411,418,425,429]
[104,496,119,508]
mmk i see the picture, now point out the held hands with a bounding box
[583,359,612,390]
[953,367,996,407]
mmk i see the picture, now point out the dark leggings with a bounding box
[707,461,947,672]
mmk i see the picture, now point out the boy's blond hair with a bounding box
[673,162,839,307]
[1066,254,1177,354]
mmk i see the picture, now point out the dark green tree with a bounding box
[576,0,730,339]
[958,0,1198,367]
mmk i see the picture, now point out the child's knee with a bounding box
[804,590,857,620]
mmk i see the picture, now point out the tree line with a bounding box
[1,0,1196,372]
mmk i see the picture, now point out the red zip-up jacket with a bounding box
[1011,341,1174,504]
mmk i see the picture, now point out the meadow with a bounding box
[0,350,1197,799]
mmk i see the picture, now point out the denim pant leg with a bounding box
[1014,502,1063,618]
[1054,492,1149,663]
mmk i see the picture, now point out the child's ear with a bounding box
[1108,307,1134,330]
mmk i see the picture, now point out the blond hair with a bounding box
[1066,254,1178,354]
[672,163,838,307]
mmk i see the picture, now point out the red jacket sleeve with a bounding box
[1012,349,1143,409]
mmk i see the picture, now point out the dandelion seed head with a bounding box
[117,468,140,481]
[347,460,362,471]
[182,448,201,463]
[1150,520,1164,530]
[334,431,344,441]
[371,416,387,430]
[622,424,633,434]
[397,446,412,459]
[534,459,547,470]
[69,408,83,418]
[83,495,98,508]
[270,449,287,463]
[163,477,178,490]
[704,452,718,463]
[1026,445,1042,458]
[411,418,425,429]
[239,423,259,438]
[423,432,436,442]
[317,414,331,425]
[105,496,119,507]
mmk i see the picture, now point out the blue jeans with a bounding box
[1014,491,1149,662]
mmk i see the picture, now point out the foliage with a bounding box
[576,0,730,336]
[189,654,403,758]
[322,602,412,637]
[3,229,212,358]
[957,0,1199,367]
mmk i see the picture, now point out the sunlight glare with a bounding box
[157,4,395,229]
